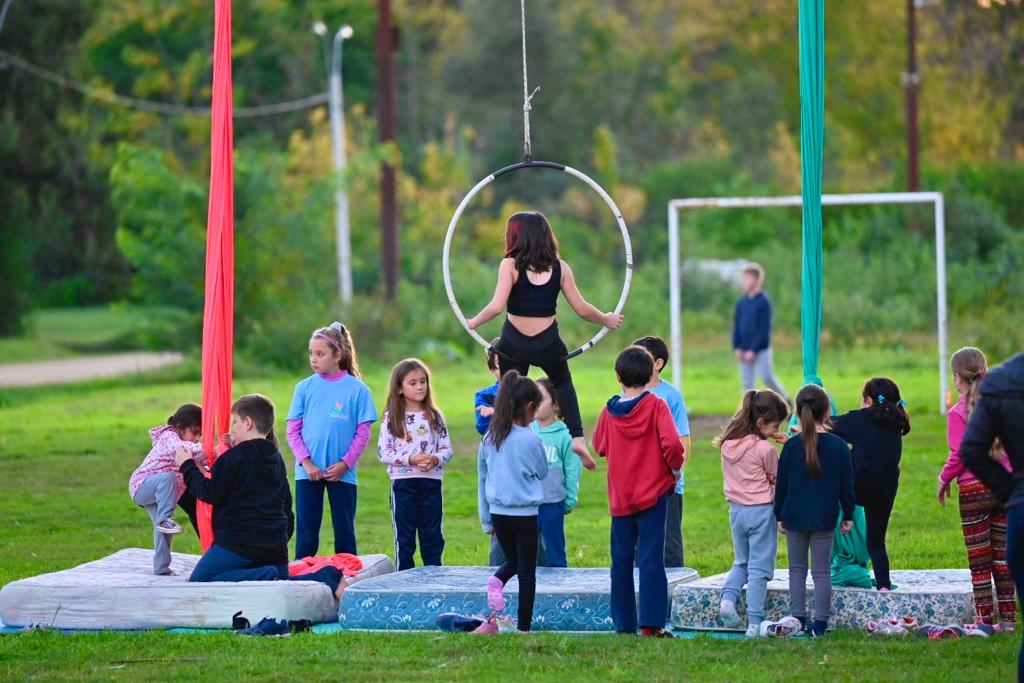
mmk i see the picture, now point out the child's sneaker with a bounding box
[759,616,802,638]
[236,617,291,637]
[809,619,828,637]
[639,627,674,638]
[470,617,499,635]
[719,600,742,629]
[867,620,907,637]
[486,576,506,613]
[964,622,996,638]
[437,613,486,633]
[495,615,522,634]
[915,624,963,640]
[154,518,183,535]
[744,624,761,639]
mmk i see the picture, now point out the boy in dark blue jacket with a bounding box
[733,263,789,402]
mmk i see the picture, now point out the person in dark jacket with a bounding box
[960,353,1024,679]
[776,384,855,636]
[830,377,911,591]
[732,263,790,402]
[174,394,343,597]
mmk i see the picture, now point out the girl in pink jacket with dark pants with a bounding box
[938,347,1015,630]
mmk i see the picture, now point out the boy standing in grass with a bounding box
[732,262,789,402]
[594,346,685,637]
[632,336,690,568]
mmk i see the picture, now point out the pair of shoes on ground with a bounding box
[232,611,312,637]
[757,616,803,638]
[154,518,182,535]
[867,616,918,637]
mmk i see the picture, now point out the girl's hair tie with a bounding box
[330,321,345,333]
[876,394,886,405]
[897,399,906,407]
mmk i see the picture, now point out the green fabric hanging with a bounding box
[798,0,825,382]
[830,506,874,588]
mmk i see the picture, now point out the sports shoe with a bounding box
[744,624,761,639]
[495,616,522,634]
[995,621,1016,634]
[719,600,742,629]
[759,616,802,638]
[867,620,907,637]
[640,627,674,638]
[915,624,963,640]
[236,617,291,637]
[487,576,506,613]
[436,613,486,633]
[289,619,312,634]
[155,518,183,535]
[964,622,995,638]
[471,617,499,635]
[810,619,828,637]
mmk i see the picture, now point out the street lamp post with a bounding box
[314,22,355,305]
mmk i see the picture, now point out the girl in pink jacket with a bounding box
[937,347,1015,630]
[714,389,790,637]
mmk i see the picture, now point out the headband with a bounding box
[314,321,346,351]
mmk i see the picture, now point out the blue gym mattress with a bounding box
[339,565,700,631]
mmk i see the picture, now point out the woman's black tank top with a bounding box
[507,260,561,317]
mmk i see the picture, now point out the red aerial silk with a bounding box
[198,0,235,552]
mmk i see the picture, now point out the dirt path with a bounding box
[0,352,185,388]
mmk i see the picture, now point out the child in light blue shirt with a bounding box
[633,336,690,567]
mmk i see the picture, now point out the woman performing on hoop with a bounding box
[467,211,624,470]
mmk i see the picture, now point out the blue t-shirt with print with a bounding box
[287,373,377,485]
[650,379,690,494]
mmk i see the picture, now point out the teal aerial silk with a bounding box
[831,506,874,588]
[798,0,824,383]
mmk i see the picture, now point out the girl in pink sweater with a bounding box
[937,347,1015,630]
[714,389,790,637]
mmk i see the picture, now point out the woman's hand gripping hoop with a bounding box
[442,160,633,361]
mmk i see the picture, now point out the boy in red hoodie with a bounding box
[593,346,686,637]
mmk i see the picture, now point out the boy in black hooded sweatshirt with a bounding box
[174,394,343,597]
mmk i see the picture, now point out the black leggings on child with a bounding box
[491,513,539,631]
[859,485,897,590]
[497,319,583,439]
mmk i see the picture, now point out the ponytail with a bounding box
[311,322,360,378]
[487,371,541,450]
[714,389,789,447]
[795,385,830,479]
[862,377,911,436]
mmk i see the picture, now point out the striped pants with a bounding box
[958,479,1016,624]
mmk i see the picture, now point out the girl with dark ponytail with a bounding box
[477,371,550,633]
[829,377,910,592]
[774,384,855,637]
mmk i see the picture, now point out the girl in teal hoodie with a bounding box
[531,378,583,568]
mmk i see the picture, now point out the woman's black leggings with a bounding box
[491,513,539,631]
[497,319,583,438]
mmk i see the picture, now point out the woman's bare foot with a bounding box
[572,437,597,470]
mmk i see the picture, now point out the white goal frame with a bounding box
[667,192,948,414]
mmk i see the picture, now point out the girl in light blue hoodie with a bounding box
[531,377,582,568]
[477,371,549,633]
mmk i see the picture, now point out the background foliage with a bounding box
[1,0,1022,360]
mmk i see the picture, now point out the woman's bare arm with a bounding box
[467,258,516,330]
[560,261,624,329]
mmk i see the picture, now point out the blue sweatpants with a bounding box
[295,479,357,558]
[610,493,669,633]
[189,544,342,593]
[538,502,568,568]
[390,478,444,571]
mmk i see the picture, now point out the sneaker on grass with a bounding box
[236,617,291,637]
[154,518,183,535]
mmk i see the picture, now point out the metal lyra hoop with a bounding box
[442,159,633,360]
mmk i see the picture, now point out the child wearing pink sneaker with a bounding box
[476,371,550,633]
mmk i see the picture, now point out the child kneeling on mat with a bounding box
[175,394,344,598]
[129,403,207,575]
[594,346,685,638]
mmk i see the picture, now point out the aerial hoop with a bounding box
[442,159,633,361]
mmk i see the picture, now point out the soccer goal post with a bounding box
[667,192,948,414]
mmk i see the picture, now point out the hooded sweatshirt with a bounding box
[180,438,295,566]
[593,392,685,517]
[531,419,582,510]
[478,424,549,533]
[720,434,779,506]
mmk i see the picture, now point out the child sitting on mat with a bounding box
[175,394,344,597]
[466,211,624,470]
[476,371,550,633]
[129,403,207,575]
[594,346,685,638]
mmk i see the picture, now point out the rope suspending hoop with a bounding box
[442,0,633,360]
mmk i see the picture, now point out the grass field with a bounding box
[0,332,1017,681]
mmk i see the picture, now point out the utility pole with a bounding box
[904,0,921,192]
[376,0,399,299]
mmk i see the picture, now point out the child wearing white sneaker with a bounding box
[715,390,790,637]
[129,404,207,575]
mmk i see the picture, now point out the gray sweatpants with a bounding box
[739,347,790,402]
[133,471,179,575]
[786,529,833,623]
[721,503,777,627]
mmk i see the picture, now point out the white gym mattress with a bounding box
[0,548,394,630]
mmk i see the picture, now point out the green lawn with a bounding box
[0,337,1017,680]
